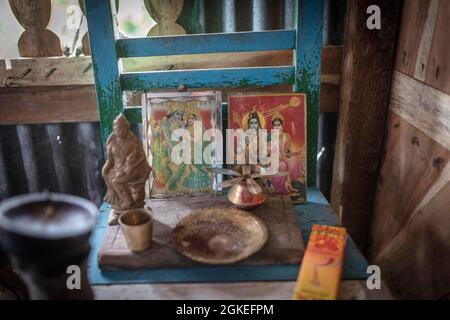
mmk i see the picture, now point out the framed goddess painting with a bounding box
[142,91,222,197]
[228,93,307,203]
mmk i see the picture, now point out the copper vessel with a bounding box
[227,179,267,209]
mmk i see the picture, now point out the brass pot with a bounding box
[119,208,153,252]
[227,179,267,209]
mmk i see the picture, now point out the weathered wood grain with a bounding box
[98,196,304,270]
[390,71,450,151]
[330,0,402,250]
[369,111,450,259]
[0,83,341,125]
[9,0,62,57]
[122,50,294,72]
[412,0,439,82]
[394,0,432,77]
[0,57,93,88]
[371,164,450,299]
[0,47,341,87]
[0,86,98,124]
[425,0,450,95]
[144,0,185,36]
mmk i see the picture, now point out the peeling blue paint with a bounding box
[116,30,296,58]
[121,66,295,91]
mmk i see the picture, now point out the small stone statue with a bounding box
[102,114,151,225]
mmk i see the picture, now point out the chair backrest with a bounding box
[84,0,324,186]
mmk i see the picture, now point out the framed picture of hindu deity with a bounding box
[227,93,307,203]
[142,91,222,198]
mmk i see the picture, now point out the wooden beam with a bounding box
[120,66,295,91]
[0,47,342,87]
[330,0,402,250]
[0,86,99,124]
[0,82,341,125]
[0,56,93,87]
[390,71,450,151]
[116,30,296,57]
[84,0,124,149]
[122,50,294,72]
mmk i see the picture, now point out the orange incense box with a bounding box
[292,224,347,300]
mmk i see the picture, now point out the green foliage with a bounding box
[123,19,138,35]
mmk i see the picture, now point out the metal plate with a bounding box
[173,207,268,264]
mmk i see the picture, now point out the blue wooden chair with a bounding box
[84,0,369,285]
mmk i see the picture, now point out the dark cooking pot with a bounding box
[0,193,98,300]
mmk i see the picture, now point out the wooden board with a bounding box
[0,84,339,125]
[394,0,449,95]
[368,111,450,257]
[0,57,94,88]
[425,0,450,95]
[98,196,305,271]
[368,112,450,299]
[0,47,341,88]
[390,71,450,151]
[372,182,450,299]
[394,0,435,78]
[330,0,402,250]
[0,85,98,124]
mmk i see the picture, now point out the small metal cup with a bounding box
[119,208,153,252]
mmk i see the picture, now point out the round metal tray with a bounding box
[172,207,268,264]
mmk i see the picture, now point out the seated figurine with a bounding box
[102,114,151,225]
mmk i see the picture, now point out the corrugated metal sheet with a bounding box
[0,0,345,205]
[0,123,105,205]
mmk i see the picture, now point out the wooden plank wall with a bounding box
[368,0,450,299]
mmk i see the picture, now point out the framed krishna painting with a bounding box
[142,91,222,198]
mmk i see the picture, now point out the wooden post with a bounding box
[330,0,402,250]
[294,0,325,187]
[84,0,123,150]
